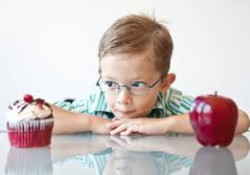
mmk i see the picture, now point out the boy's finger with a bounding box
[120,128,133,136]
[121,125,139,136]
[112,117,119,121]
[110,123,128,135]
[106,120,123,129]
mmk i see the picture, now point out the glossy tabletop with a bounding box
[0,131,249,175]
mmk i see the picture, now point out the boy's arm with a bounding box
[165,109,250,135]
[108,109,249,135]
[51,105,111,134]
[235,110,250,134]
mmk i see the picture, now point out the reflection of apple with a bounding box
[189,146,237,175]
[189,93,238,146]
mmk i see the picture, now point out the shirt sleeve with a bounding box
[53,90,111,116]
[53,95,93,114]
[165,88,194,115]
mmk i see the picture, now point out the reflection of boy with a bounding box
[104,151,193,175]
[57,149,192,175]
[52,14,249,135]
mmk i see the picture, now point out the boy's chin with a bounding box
[114,114,133,120]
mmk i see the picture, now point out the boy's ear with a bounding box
[160,73,176,92]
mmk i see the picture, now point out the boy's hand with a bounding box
[107,118,168,135]
[90,117,112,134]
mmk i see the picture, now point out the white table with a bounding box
[1,131,250,175]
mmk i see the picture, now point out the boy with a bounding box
[52,14,250,135]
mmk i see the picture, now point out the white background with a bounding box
[0,0,249,130]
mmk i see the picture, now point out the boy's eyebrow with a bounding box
[102,75,146,82]
[101,75,118,81]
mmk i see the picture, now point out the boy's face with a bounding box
[100,52,174,119]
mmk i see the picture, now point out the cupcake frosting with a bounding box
[6,95,52,122]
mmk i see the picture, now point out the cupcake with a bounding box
[6,94,54,148]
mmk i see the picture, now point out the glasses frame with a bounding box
[96,74,165,95]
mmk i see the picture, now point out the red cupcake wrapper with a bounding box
[7,118,54,148]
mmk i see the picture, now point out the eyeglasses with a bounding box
[96,75,164,96]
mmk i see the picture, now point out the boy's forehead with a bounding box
[100,51,156,67]
[100,53,160,82]
[101,52,152,65]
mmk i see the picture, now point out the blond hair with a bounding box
[98,14,173,74]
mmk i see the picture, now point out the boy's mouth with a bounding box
[115,109,136,116]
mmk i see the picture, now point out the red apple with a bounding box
[189,93,238,146]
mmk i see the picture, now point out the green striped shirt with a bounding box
[54,87,194,119]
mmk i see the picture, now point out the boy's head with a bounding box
[97,14,175,119]
[98,14,173,75]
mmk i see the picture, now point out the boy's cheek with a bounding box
[104,95,115,108]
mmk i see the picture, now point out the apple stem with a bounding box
[215,91,218,96]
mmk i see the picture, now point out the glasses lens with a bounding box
[129,82,148,95]
[98,80,150,95]
[99,81,119,94]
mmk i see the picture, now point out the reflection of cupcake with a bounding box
[6,94,54,148]
[5,147,53,175]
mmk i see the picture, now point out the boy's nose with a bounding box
[116,88,132,105]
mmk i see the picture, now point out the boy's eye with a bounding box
[103,81,118,89]
[131,82,147,89]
